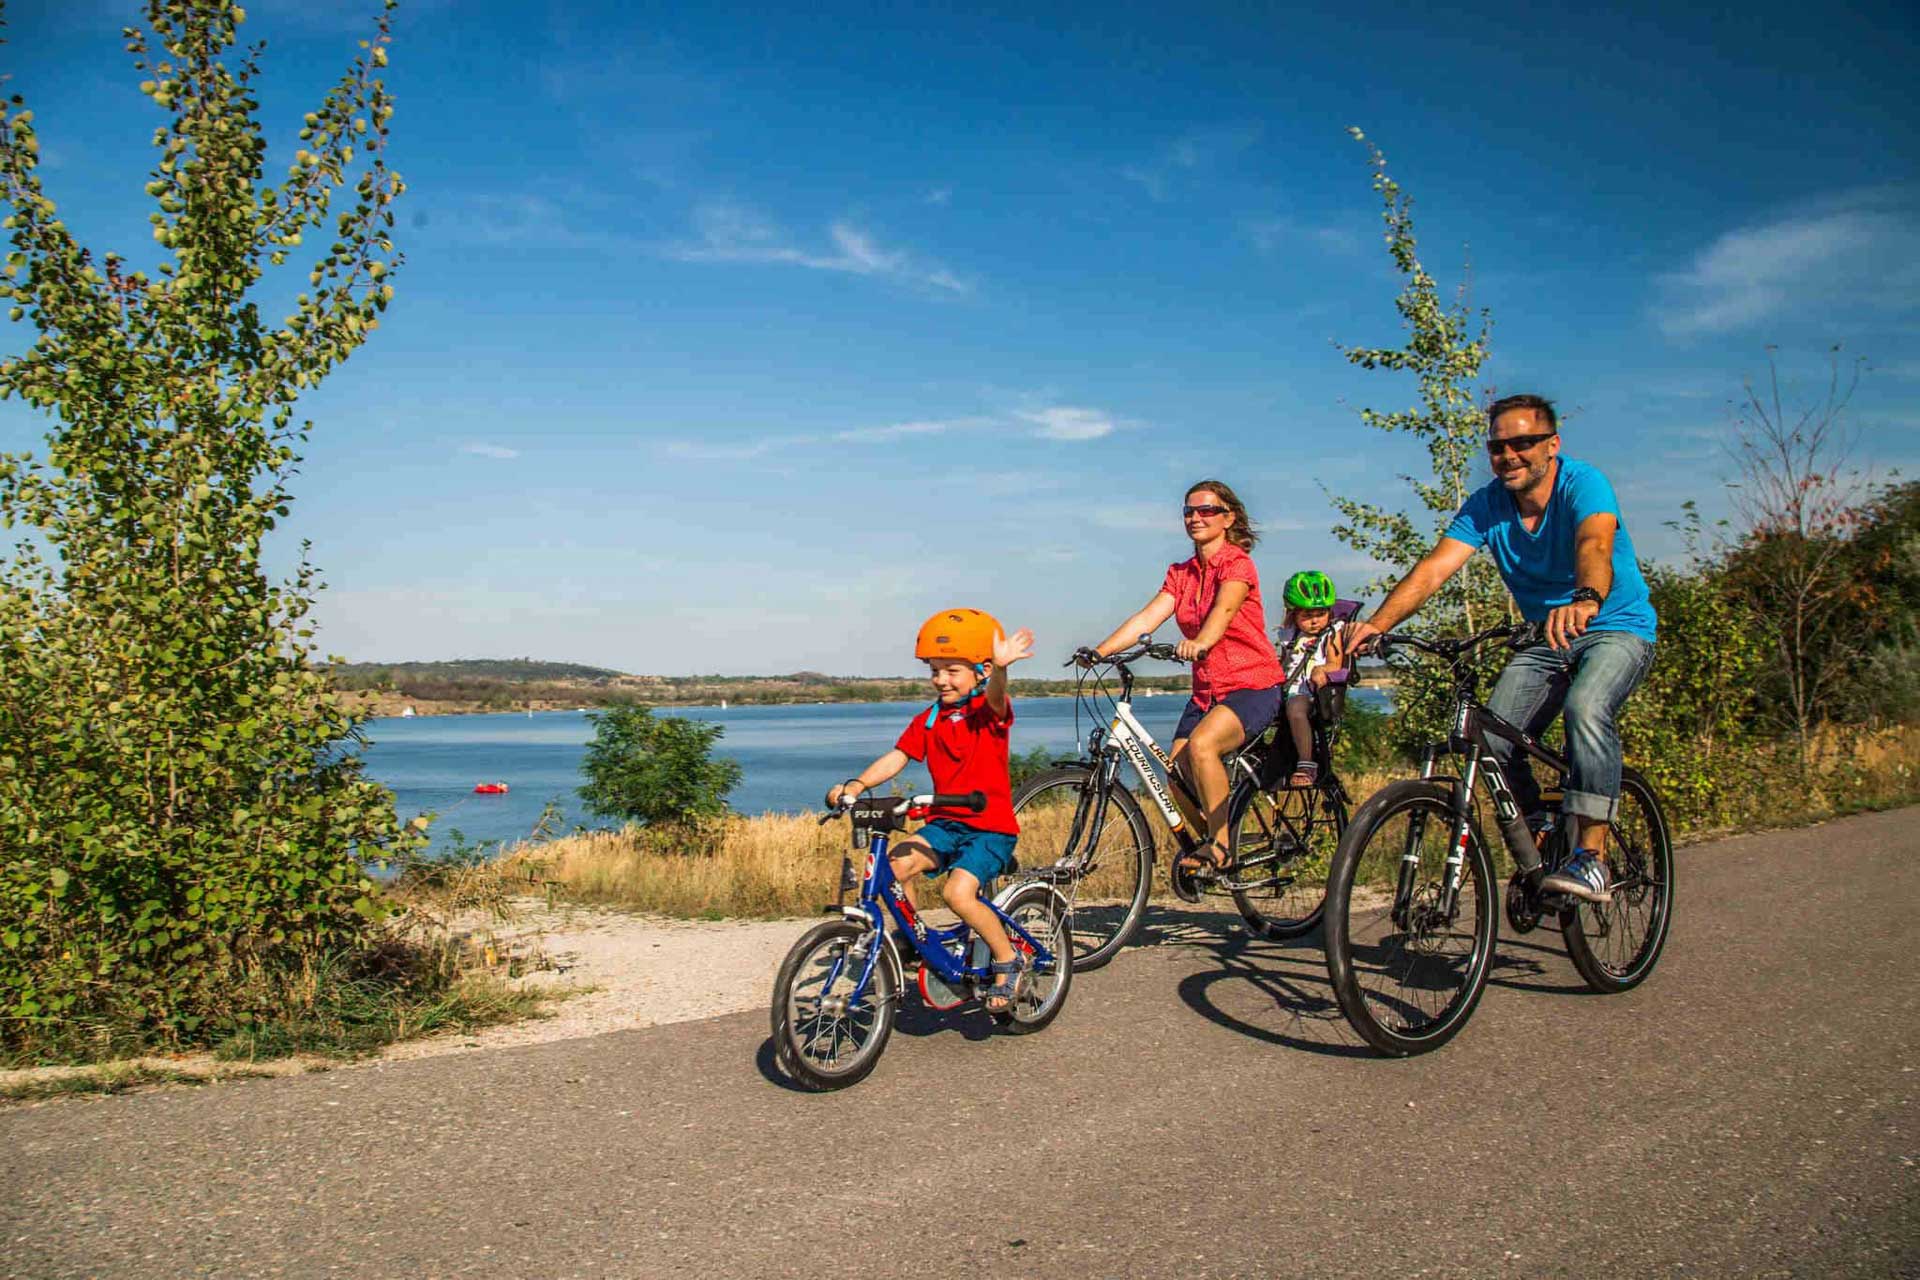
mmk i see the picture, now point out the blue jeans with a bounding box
[1485,629,1655,824]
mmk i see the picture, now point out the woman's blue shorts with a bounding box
[914,819,1018,886]
[1173,684,1283,741]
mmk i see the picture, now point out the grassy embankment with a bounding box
[493,724,1920,920]
[1,862,560,1081]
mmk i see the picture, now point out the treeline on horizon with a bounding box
[326,660,1195,707]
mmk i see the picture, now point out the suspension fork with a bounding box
[1395,743,1474,924]
[1394,743,1443,920]
[1439,756,1479,918]
[1065,746,1122,868]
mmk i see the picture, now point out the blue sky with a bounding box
[4,0,1917,675]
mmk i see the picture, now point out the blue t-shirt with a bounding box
[1443,457,1657,642]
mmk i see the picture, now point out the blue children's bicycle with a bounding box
[770,790,1074,1092]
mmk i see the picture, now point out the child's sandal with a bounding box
[983,954,1030,1015]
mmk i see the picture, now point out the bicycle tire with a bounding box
[1560,766,1674,994]
[1228,775,1345,940]
[1010,765,1154,972]
[992,882,1076,1033]
[1324,780,1497,1057]
[770,918,898,1091]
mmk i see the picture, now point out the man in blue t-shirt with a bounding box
[1346,394,1657,903]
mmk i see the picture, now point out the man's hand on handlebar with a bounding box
[1543,599,1598,650]
[825,778,864,809]
[1345,618,1385,657]
[1070,645,1102,669]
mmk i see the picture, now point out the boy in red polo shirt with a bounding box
[828,608,1034,1014]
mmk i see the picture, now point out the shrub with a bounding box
[0,1,420,1057]
[578,704,743,829]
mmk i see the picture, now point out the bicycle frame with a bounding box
[1396,646,1570,922]
[831,828,1058,1006]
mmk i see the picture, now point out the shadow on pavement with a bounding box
[1102,904,1374,1057]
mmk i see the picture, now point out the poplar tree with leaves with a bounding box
[0,0,420,1051]
[1330,128,1515,751]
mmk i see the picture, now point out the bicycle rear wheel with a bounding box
[1561,767,1674,993]
[1324,780,1497,1057]
[1011,765,1153,972]
[993,883,1075,1033]
[770,919,898,1091]
[1229,776,1343,940]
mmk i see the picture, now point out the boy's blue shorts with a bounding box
[914,819,1018,886]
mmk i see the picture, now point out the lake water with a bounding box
[358,689,1388,852]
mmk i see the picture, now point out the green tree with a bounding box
[1615,509,1766,824]
[578,704,743,829]
[0,0,416,1051]
[1718,347,1878,758]
[1329,129,1514,752]
[1844,480,1920,725]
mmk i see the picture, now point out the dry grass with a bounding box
[500,813,852,919]
[497,771,1401,920]
[495,728,1920,922]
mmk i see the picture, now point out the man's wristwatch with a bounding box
[1569,586,1604,608]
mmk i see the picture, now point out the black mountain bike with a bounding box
[1009,640,1346,970]
[1323,621,1674,1056]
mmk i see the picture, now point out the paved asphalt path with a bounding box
[4,808,1917,1279]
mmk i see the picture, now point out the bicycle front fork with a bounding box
[1395,744,1472,926]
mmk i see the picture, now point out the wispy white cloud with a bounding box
[461,442,520,459]
[667,202,970,294]
[831,419,963,443]
[1088,501,1174,533]
[1655,188,1920,337]
[663,418,975,460]
[1121,124,1262,201]
[924,186,953,206]
[431,193,633,251]
[663,405,1128,462]
[1017,406,1122,441]
[1244,216,1361,258]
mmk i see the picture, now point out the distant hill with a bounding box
[324,657,1192,715]
[328,658,627,687]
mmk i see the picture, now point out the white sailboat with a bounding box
[720,698,728,710]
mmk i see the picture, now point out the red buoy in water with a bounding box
[473,782,509,795]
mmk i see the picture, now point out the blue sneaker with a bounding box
[1540,849,1611,903]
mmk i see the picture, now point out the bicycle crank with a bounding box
[1505,872,1542,934]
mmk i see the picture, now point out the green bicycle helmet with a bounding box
[1283,570,1337,610]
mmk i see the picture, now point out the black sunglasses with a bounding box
[1183,504,1229,518]
[1486,431,1556,456]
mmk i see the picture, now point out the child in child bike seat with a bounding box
[827,608,1035,1015]
[1277,570,1349,789]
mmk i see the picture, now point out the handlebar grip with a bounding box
[930,791,987,812]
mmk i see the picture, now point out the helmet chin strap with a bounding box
[924,661,988,729]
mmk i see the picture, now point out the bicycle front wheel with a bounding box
[1324,780,1497,1057]
[1229,776,1344,940]
[1011,765,1153,972]
[1561,766,1674,993]
[770,919,898,1091]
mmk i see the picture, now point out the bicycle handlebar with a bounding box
[1370,619,1544,662]
[820,789,986,819]
[1065,635,1194,669]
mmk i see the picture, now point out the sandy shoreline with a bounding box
[0,901,824,1095]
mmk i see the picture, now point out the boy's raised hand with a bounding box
[992,626,1035,669]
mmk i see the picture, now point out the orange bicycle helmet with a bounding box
[914,608,1001,663]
